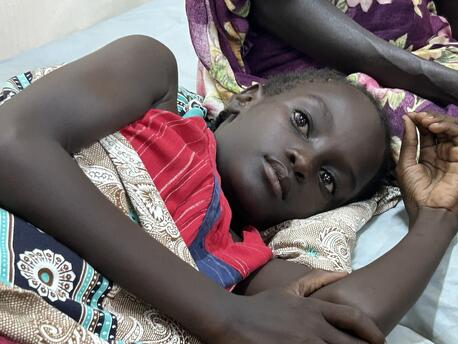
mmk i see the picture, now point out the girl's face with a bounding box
[214,81,386,230]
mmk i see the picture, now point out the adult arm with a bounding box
[238,112,458,334]
[0,36,384,344]
[251,0,458,105]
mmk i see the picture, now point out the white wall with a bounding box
[0,0,149,60]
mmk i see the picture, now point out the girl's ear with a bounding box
[224,83,263,117]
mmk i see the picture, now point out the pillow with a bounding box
[266,186,400,272]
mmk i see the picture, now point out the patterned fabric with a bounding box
[267,186,400,271]
[186,0,458,272]
[177,86,208,119]
[121,109,272,288]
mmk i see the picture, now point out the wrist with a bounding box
[198,292,240,343]
[411,206,458,235]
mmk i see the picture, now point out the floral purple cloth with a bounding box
[186,0,458,139]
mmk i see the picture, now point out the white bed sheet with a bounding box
[1,1,456,343]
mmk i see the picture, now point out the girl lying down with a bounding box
[0,36,457,344]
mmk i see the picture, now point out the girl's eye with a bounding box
[319,169,336,194]
[294,110,309,128]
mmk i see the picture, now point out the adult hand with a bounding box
[216,271,385,344]
[397,112,458,219]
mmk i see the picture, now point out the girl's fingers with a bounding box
[408,112,458,139]
[434,159,458,174]
[408,112,443,127]
[398,115,419,169]
[437,143,458,162]
[406,113,435,148]
[428,122,458,143]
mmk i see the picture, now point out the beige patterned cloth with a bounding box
[267,185,400,272]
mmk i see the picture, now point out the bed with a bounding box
[0,1,456,342]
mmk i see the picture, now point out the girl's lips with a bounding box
[263,156,291,200]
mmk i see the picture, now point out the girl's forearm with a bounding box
[252,0,458,105]
[238,207,457,334]
[310,207,457,333]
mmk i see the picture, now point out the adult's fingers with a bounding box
[398,115,419,170]
[286,270,347,297]
[321,303,385,344]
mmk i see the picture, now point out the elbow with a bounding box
[0,113,43,165]
[0,115,23,158]
[114,34,178,106]
[123,35,178,85]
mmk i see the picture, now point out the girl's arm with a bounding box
[0,36,384,344]
[238,207,456,334]
[251,0,458,105]
[237,112,458,334]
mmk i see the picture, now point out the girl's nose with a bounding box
[286,148,315,184]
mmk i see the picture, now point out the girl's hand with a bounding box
[396,112,458,220]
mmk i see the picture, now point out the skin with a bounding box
[214,82,385,231]
[0,37,457,342]
[251,0,458,106]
